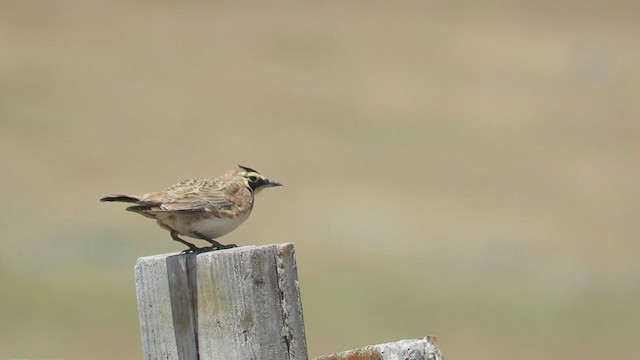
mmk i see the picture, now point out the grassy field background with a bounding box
[1,1,639,359]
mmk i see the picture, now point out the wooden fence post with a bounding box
[134,243,307,360]
[134,242,444,359]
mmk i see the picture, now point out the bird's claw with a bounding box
[180,248,198,255]
[217,243,237,250]
[180,244,237,254]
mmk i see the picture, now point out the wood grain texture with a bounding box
[166,253,199,359]
[135,253,180,360]
[135,243,308,360]
[314,337,444,360]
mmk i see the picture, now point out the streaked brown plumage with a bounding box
[100,165,282,252]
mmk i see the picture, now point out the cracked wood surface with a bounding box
[135,243,308,360]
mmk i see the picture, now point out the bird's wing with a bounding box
[159,195,236,212]
[157,179,238,212]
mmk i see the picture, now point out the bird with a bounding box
[100,165,282,253]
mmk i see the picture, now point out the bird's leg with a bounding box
[171,230,201,253]
[193,231,237,250]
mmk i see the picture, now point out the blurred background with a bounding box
[1,1,639,359]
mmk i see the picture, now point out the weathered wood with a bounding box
[314,337,443,360]
[166,254,199,358]
[135,253,180,359]
[134,243,308,360]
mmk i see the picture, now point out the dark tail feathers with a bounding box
[100,194,141,203]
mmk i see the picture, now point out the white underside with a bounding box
[189,215,248,238]
[157,212,250,239]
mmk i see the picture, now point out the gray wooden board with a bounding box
[135,243,308,360]
[135,253,180,360]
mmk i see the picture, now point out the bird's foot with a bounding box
[180,246,203,254]
[217,243,237,250]
[180,243,237,254]
[196,244,237,252]
[191,232,237,251]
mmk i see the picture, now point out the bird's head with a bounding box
[237,165,282,193]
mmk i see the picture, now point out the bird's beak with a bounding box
[264,178,282,187]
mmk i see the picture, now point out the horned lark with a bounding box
[100,165,282,252]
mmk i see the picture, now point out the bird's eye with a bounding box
[248,175,259,183]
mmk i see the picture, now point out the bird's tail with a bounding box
[100,194,141,203]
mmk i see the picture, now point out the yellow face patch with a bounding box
[242,171,267,190]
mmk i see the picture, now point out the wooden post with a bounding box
[134,243,308,360]
[134,242,444,360]
[314,337,443,360]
